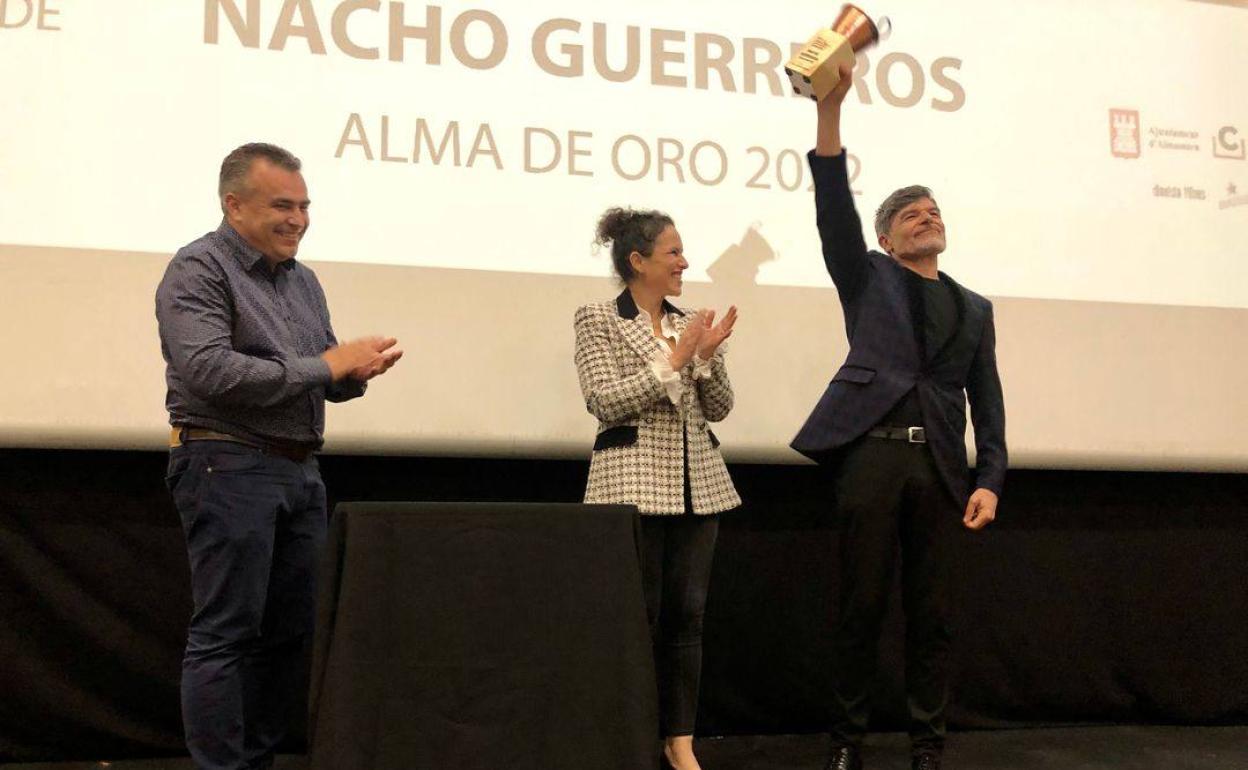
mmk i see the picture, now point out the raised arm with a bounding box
[810,63,870,300]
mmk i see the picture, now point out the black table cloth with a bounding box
[308,502,659,770]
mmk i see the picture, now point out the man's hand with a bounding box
[815,62,855,157]
[670,311,707,370]
[963,488,999,530]
[696,306,738,361]
[349,347,403,382]
[321,336,401,382]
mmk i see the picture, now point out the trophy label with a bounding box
[785,30,855,100]
[795,33,832,69]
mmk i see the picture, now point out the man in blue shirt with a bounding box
[156,143,402,770]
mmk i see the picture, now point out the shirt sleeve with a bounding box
[692,354,714,380]
[155,250,333,408]
[650,353,685,404]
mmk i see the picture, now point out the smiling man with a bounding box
[155,143,401,770]
[790,68,1007,770]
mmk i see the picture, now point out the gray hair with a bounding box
[218,143,301,214]
[873,185,936,240]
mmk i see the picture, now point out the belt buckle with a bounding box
[907,426,926,444]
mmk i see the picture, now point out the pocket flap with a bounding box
[832,365,876,384]
[594,425,639,450]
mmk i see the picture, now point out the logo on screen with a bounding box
[1109,109,1141,159]
[1220,181,1248,211]
[1213,126,1246,160]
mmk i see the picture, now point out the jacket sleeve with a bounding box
[574,305,667,423]
[809,149,870,301]
[695,351,734,423]
[966,302,1008,496]
[155,250,332,408]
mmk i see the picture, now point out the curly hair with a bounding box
[594,207,675,283]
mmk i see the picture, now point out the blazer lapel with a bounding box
[615,289,662,361]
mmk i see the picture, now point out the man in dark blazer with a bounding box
[791,66,1007,770]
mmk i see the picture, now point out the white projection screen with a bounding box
[1,0,1246,470]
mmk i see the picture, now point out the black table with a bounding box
[308,502,658,770]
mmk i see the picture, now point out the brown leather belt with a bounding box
[170,427,317,463]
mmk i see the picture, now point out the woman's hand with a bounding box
[696,306,738,361]
[670,311,707,369]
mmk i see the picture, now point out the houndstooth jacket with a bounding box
[574,290,741,515]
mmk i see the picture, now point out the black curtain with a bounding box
[2,449,1246,761]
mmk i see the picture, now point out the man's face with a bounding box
[224,159,310,265]
[879,197,945,261]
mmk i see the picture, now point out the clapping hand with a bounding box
[349,345,403,381]
[323,336,402,382]
[669,310,707,369]
[696,306,738,361]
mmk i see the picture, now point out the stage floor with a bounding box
[7,725,1246,769]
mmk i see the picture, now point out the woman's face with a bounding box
[632,225,688,297]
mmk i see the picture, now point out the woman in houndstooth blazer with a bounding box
[574,207,740,770]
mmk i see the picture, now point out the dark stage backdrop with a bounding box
[1,449,1246,762]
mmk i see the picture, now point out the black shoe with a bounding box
[824,745,863,770]
[912,751,942,770]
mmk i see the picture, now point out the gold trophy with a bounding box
[785,4,891,100]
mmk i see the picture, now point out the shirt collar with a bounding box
[216,221,295,273]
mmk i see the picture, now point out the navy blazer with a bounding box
[791,151,1007,503]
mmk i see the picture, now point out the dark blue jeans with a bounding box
[166,441,327,770]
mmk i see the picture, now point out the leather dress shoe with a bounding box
[912,751,942,770]
[824,745,863,770]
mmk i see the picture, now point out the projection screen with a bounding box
[1,0,1246,469]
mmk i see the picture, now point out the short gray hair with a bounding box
[218,143,301,214]
[874,185,935,239]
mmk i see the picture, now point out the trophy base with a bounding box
[784,29,857,101]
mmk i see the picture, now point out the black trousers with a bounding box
[827,436,957,753]
[639,514,720,737]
